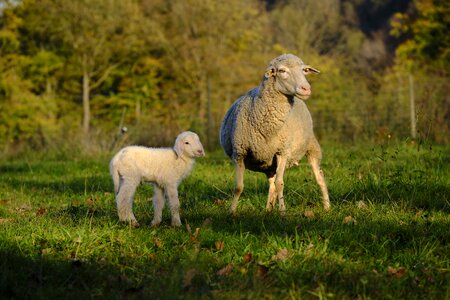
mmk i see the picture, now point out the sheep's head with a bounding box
[174,131,205,158]
[264,53,319,100]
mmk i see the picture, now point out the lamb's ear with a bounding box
[303,66,320,75]
[173,140,183,158]
[265,67,276,78]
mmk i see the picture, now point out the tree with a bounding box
[22,0,161,139]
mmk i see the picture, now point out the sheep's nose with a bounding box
[296,85,311,96]
[301,86,311,94]
[197,149,205,156]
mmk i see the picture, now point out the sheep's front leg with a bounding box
[307,139,331,211]
[230,158,245,213]
[275,155,288,212]
[116,178,140,227]
[265,174,277,211]
[165,184,182,227]
[151,184,165,227]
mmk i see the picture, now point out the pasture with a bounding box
[0,142,449,299]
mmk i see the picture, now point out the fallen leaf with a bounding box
[304,210,315,219]
[387,266,407,278]
[243,252,253,263]
[0,218,12,224]
[306,243,315,254]
[202,218,212,227]
[215,240,224,251]
[154,238,163,248]
[36,207,47,216]
[214,199,225,206]
[256,264,269,278]
[216,264,233,276]
[271,248,289,261]
[183,268,197,288]
[357,201,367,209]
[343,215,357,225]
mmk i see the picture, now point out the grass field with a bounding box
[0,141,449,299]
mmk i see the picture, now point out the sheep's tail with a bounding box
[109,158,120,195]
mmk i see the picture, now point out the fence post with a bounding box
[408,73,417,139]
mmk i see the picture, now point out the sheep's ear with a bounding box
[265,67,276,78]
[303,66,320,75]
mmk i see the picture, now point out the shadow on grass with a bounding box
[0,244,190,299]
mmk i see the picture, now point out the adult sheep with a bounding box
[110,131,205,227]
[220,53,330,213]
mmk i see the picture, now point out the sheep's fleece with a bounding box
[110,131,205,227]
[220,53,330,212]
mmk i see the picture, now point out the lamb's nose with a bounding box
[197,149,205,156]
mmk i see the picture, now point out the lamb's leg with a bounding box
[307,139,331,211]
[275,155,288,212]
[151,184,165,227]
[116,178,140,227]
[230,158,245,213]
[265,175,277,211]
[165,184,182,227]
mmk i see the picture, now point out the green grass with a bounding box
[0,142,449,299]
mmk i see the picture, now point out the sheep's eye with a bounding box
[185,141,190,145]
[304,68,310,73]
[278,69,286,74]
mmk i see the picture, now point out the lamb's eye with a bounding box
[278,69,286,74]
[185,141,190,145]
[304,68,310,73]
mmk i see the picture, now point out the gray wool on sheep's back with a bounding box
[220,54,317,176]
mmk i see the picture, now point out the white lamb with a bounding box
[109,131,205,227]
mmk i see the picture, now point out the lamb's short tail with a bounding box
[109,158,120,195]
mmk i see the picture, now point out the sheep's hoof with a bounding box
[171,220,182,227]
[323,203,331,211]
[150,220,161,227]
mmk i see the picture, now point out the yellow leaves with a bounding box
[390,12,410,37]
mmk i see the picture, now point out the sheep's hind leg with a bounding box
[116,178,140,227]
[275,155,288,213]
[265,174,277,211]
[230,158,245,213]
[165,184,182,227]
[307,140,331,211]
[151,184,165,227]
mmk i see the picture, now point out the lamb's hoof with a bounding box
[121,220,139,228]
[323,203,331,211]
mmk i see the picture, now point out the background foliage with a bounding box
[0,0,449,153]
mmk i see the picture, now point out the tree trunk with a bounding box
[83,70,91,138]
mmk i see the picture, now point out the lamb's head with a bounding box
[264,53,320,100]
[174,131,205,158]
